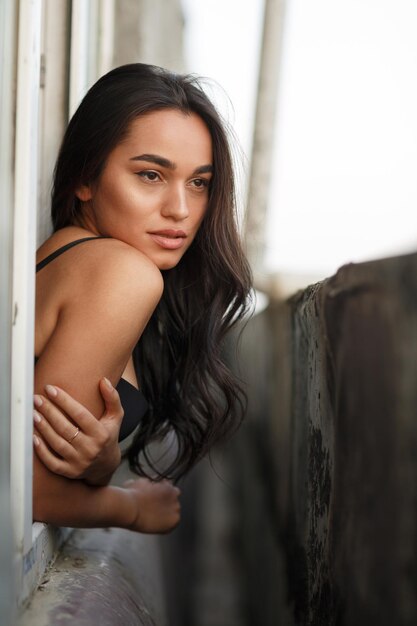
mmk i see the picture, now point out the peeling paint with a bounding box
[23,546,36,575]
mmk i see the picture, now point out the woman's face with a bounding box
[78,109,213,270]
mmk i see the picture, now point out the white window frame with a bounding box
[0,0,18,622]
[11,1,43,609]
[7,0,72,610]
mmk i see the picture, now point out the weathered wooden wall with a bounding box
[230,252,417,625]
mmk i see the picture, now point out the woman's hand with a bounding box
[33,378,123,486]
[123,477,181,534]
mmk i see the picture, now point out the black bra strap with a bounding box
[36,237,108,273]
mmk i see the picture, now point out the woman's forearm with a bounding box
[32,456,181,534]
[33,457,134,529]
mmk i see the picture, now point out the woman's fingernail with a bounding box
[45,384,58,398]
[33,435,40,447]
[34,395,43,408]
[103,377,113,390]
[33,410,41,424]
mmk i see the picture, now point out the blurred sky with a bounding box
[182,0,417,278]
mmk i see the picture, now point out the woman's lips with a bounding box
[149,230,187,250]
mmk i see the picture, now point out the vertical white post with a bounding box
[38,0,72,245]
[11,0,42,561]
[70,0,108,117]
[0,0,18,623]
[244,0,286,273]
[69,0,91,116]
[97,0,115,77]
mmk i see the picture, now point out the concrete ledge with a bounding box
[19,527,167,626]
[232,251,417,625]
[19,524,71,609]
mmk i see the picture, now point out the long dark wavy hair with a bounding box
[51,63,252,480]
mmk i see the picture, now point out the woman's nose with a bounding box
[161,186,189,220]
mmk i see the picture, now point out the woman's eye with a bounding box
[190,178,209,189]
[137,171,161,182]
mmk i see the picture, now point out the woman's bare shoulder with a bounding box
[37,227,164,305]
[78,237,163,296]
[35,231,163,405]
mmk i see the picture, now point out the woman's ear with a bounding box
[75,184,92,202]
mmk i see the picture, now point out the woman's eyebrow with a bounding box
[130,153,174,168]
[129,154,213,175]
[193,164,213,175]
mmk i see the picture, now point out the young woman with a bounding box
[33,63,252,533]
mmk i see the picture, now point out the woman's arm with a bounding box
[34,243,166,528]
[33,455,181,532]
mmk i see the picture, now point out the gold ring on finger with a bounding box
[67,427,80,443]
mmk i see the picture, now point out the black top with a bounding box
[36,237,148,442]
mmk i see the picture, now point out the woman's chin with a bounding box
[150,250,187,271]
[156,259,182,271]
